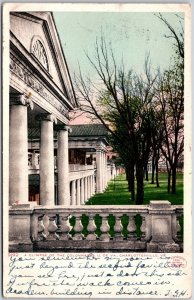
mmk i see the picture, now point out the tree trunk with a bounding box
[171,164,177,194]
[167,169,171,193]
[155,150,160,188]
[144,165,149,181]
[125,166,131,192]
[130,163,135,202]
[166,161,172,193]
[151,153,155,184]
[136,161,144,204]
[125,162,135,202]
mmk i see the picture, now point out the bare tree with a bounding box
[155,66,184,194]
[155,13,184,194]
[155,13,184,59]
[75,38,157,204]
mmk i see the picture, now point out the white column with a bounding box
[84,176,88,202]
[92,174,95,195]
[103,152,106,189]
[81,178,85,205]
[112,164,116,179]
[39,114,56,206]
[90,176,92,198]
[90,175,93,197]
[57,125,70,205]
[76,179,81,205]
[96,149,103,193]
[9,95,33,205]
[104,152,107,188]
[100,152,104,192]
[91,175,94,196]
[88,176,91,198]
[101,151,105,191]
[87,176,89,199]
[71,180,76,205]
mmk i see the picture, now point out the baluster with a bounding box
[100,214,110,241]
[113,214,123,241]
[140,214,147,241]
[37,215,46,241]
[86,214,97,240]
[127,214,137,240]
[73,214,83,240]
[47,214,59,240]
[58,214,72,240]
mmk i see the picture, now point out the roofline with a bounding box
[51,12,78,108]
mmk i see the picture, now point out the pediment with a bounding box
[10,12,76,107]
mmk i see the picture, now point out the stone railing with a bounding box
[28,153,57,170]
[28,156,94,173]
[9,201,183,253]
[69,164,95,172]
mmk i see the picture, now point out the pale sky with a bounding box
[54,12,184,77]
[53,12,184,124]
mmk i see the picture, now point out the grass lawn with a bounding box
[70,173,183,239]
[87,172,183,205]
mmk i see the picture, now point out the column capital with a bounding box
[55,124,72,133]
[36,113,57,124]
[10,93,34,110]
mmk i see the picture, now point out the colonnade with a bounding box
[70,174,95,205]
[9,95,109,207]
[9,95,70,206]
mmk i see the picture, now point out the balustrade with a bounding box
[28,156,96,171]
[28,153,57,169]
[9,203,184,253]
[69,164,94,172]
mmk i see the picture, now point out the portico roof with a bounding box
[69,124,109,138]
[28,124,109,140]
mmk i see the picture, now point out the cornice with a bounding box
[10,55,69,117]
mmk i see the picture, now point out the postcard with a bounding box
[3,3,192,298]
